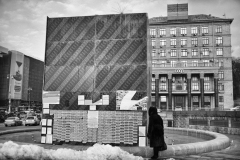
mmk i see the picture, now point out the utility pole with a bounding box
[28,87,32,111]
[7,74,13,114]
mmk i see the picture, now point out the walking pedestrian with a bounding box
[147,106,167,159]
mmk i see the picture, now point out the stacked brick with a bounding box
[50,110,143,145]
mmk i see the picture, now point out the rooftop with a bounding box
[149,14,233,24]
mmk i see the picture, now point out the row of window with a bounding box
[151,95,224,103]
[151,82,224,91]
[152,60,224,68]
[150,26,223,37]
[152,48,223,57]
[152,73,224,83]
[152,75,224,81]
[151,37,223,47]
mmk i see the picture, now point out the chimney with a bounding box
[167,3,188,20]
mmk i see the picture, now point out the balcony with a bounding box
[172,83,187,94]
[152,61,220,70]
[159,85,168,94]
[204,87,215,94]
[191,82,200,93]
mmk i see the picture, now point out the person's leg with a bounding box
[151,147,158,159]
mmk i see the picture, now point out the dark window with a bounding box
[219,96,224,102]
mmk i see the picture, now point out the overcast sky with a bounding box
[0,0,239,61]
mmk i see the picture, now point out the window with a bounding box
[181,39,187,46]
[151,96,155,102]
[152,40,156,48]
[216,26,222,33]
[192,76,198,81]
[216,37,223,45]
[150,29,156,37]
[219,96,224,102]
[152,81,155,91]
[218,83,224,91]
[216,48,223,56]
[204,96,211,107]
[181,49,187,57]
[170,49,177,57]
[181,61,187,67]
[191,27,198,34]
[202,48,209,56]
[218,60,224,67]
[160,50,166,57]
[192,49,198,56]
[181,28,187,35]
[204,76,210,81]
[170,28,176,36]
[218,71,224,79]
[160,76,167,82]
[159,29,166,36]
[191,38,198,46]
[171,61,177,67]
[160,61,166,67]
[160,96,167,102]
[152,60,157,67]
[170,39,176,46]
[203,60,209,66]
[152,75,155,91]
[202,38,209,45]
[152,49,156,57]
[202,27,208,34]
[204,82,210,90]
[192,82,199,90]
[160,40,166,46]
[154,60,160,67]
[192,60,198,66]
[160,83,167,91]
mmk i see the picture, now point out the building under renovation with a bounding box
[41,13,151,146]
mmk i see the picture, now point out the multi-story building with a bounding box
[149,3,234,112]
[0,47,44,112]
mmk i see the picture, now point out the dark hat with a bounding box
[148,106,157,116]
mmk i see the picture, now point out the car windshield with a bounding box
[27,117,34,119]
[7,117,15,120]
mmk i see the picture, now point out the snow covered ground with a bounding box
[0,141,144,160]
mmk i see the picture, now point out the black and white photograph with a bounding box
[0,0,240,159]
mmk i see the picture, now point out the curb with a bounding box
[0,127,231,158]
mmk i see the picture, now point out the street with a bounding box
[0,122,40,132]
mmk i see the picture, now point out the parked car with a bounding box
[175,106,183,111]
[230,106,240,111]
[4,117,22,127]
[25,116,40,126]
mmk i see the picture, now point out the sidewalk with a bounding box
[166,134,240,160]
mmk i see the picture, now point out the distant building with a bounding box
[0,47,44,112]
[149,3,234,112]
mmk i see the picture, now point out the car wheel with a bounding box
[5,125,7,127]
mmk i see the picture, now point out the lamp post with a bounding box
[28,87,32,111]
[7,74,13,114]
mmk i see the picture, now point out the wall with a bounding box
[173,111,240,135]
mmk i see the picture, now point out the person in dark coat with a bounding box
[147,106,166,159]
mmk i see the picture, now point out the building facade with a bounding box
[0,47,44,112]
[149,4,234,111]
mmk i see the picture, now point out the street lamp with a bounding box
[7,74,13,114]
[28,87,32,111]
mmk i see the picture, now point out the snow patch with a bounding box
[0,141,143,160]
